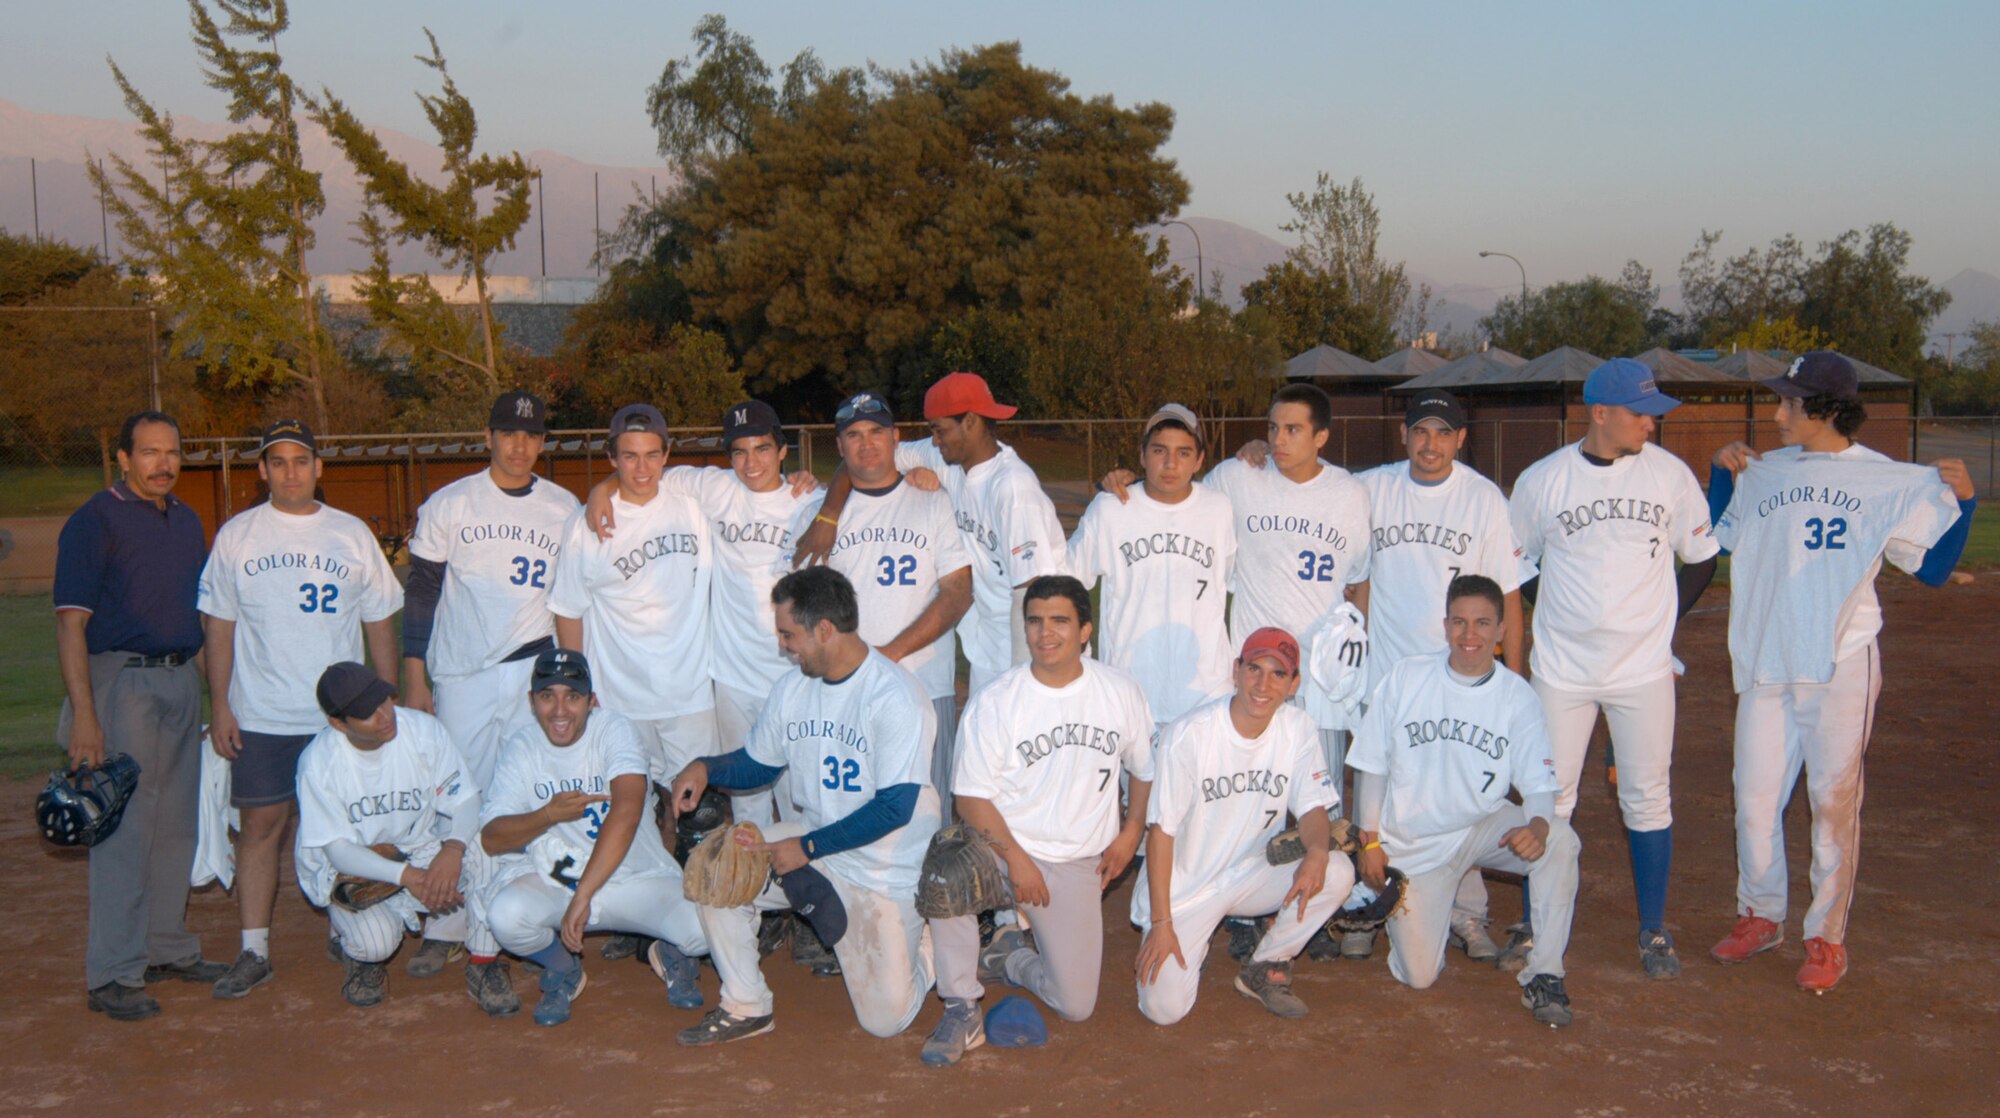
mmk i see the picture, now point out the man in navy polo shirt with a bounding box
[55,411,226,1021]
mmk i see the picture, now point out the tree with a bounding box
[1241,174,1414,360]
[1480,261,1660,357]
[1929,320,2000,414]
[313,29,537,417]
[90,0,336,431]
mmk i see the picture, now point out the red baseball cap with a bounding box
[923,372,1018,421]
[1239,627,1300,674]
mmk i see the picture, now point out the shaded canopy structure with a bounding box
[1391,347,1526,391]
[1279,343,1400,383]
[1372,346,1447,380]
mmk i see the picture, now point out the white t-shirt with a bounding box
[546,489,713,720]
[1132,697,1336,923]
[1205,457,1371,729]
[1360,462,1527,690]
[197,502,405,734]
[953,659,1157,865]
[407,472,579,679]
[1347,652,1558,877]
[746,650,942,895]
[293,707,476,905]
[1714,445,1960,691]
[789,479,972,699]
[659,466,810,697]
[896,439,1068,676]
[1068,484,1236,723]
[1509,442,1720,692]
[483,708,678,888]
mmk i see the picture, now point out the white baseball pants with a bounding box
[713,681,777,828]
[1730,642,1881,944]
[433,657,536,792]
[1535,673,1677,830]
[329,843,499,962]
[934,853,1103,1021]
[1386,808,1581,990]
[486,871,707,958]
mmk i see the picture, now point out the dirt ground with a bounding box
[3,578,1994,1117]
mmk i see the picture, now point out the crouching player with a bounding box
[1347,575,1582,1026]
[479,649,708,1026]
[295,662,514,1013]
[1135,628,1353,1025]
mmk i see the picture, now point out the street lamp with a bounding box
[1479,250,1528,304]
[1162,219,1205,305]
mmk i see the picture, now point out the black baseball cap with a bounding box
[531,648,592,695]
[1404,390,1466,430]
[316,662,395,721]
[260,417,317,456]
[607,403,670,450]
[489,391,549,434]
[1762,351,1859,401]
[834,392,895,435]
[721,399,783,446]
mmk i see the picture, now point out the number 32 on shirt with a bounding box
[1295,549,1337,582]
[821,755,861,792]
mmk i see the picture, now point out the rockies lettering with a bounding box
[344,786,428,824]
[1402,715,1510,760]
[715,519,793,546]
[1371,521,1472,556]
[1552,497,1668,536]
[1115,531,1217,569]
[1014,721,1123,767]
[610,533,700,579]
[1199,767,1290,802]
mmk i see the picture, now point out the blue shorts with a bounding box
[231,729,316,809]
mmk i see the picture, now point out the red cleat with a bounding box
[1711,914,1783,964]
[1796,938,1848,994]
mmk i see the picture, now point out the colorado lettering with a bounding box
[610,533,700,579]
[831,525,928,555]
[345,786,427,823]
[1756,485,1865,517]
[716,519,792,547]
[1199,768,1289,802]
[1014,721,1122,767]
[1243,513,1347,550]
[1371,521,1472,556]
[1116,531,1217,569]
[1553,497,1667,536]
[241,551,353,579]
[459,522,560,554]
[786,719,869,754]
[532,775,606,799]
[1402,717,1509,760]
[955,509,1000,555]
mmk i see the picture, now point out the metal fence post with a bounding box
[1086,423,1094,486]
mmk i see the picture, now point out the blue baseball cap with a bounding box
[777,865,847,948]
[1582,358,1679,416]
[984,995,1047,1048]
[1762,350,1859,401]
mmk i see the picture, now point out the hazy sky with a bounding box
[7,0,1996,294]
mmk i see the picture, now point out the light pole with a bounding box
[1162,219,1204,305]
[1479,250,1527,304]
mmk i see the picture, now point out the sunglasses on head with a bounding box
[836,396,890,423]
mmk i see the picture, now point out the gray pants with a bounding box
[58,654,204,989]
[934,852,1103,1021]
[930,695,958,822]
[1386,806,1582,990]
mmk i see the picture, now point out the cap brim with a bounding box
[261,436,316,453]
[1622,393,1680,416]
[975,403,1019,420]
[1757,375,1811,398]
[489,420,548,434]
[337,678,396,720]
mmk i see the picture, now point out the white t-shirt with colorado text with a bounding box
[407,472,578,679]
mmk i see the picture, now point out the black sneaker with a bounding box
[677,1006,776,1047]
[144,956,229,984]
[601,934,643,961]
[212,951,273,1000]
[342,958,388,1008]
[979,927,1027,986]
[1493,923,1534,974]
[1521,973,1572,1028]
[792,916,841,977]
[757,912,791,958]
[465,960,521,1017]
[1303,925,1343,962]
[1224,917,1266,964]
[1234,960,1309,1018]
[88,982,161,1021]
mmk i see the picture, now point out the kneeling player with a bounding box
[924,575,1154,1065]
[1347,576,1581,1027]
[669,567,944,1046]
[294,662,515,1014]
[480,649,707,1027]
[1134,628,1353,1026]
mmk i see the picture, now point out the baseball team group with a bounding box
[51,353,1975,1065]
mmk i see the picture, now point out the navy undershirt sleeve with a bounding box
[401,556,446,660]
[803,784,920,860]
[704,748,786,790]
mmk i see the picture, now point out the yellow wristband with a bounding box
[813,514,838,527]
[1362,840,1382,851]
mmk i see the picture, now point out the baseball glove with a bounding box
[1264,816,1365,865]
[915,824,1014,920]
[330,844,408,912]
[681,822,772,908]
[1328,867,1408,934]
[672,787,734,867]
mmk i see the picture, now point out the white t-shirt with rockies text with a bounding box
[407,472,579,679]
[746,650,943,895]
[198,502,405,734]
[1132,697,1337,924]
[483,708,677,889]
[546,489,713,720]
[1347,652,1558,877]
[1204,457,1371,729]
[294,707,476,906]
[1714,445,1960,691]
[1360,462,1527,690]
[790,479,972,699]
[1509,442,1719,692]
[896,439,1068,677]
[1068,484,1236,723]
[660,466,810,697]
[953,659,1157,865]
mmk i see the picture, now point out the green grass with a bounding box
[0,594,64,778]
[0,466,105,518]
[1958,514,2000,569]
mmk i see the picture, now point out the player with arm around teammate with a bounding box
[921,575,1155,1066]
[1705,351,1975,992]
[1134,628,1354,1026]
[479,649,709,1027]
[293,663,517,1015]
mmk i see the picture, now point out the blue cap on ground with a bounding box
[984,995,1047,1048]
[1582,357,1680,416]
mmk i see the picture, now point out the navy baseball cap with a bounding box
[834,392,895,435]
[317,662,394,721]
[607,403,670,450]
[259,417,317,456]
[1762,351,1859,401]
[531,648,592,695]
[1582,358,1679,416]
[777,864,847,947]
[721,399,784,446]
[985,995,1048,1048]
[489,391,548,434]
[1404,389,1466,430]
